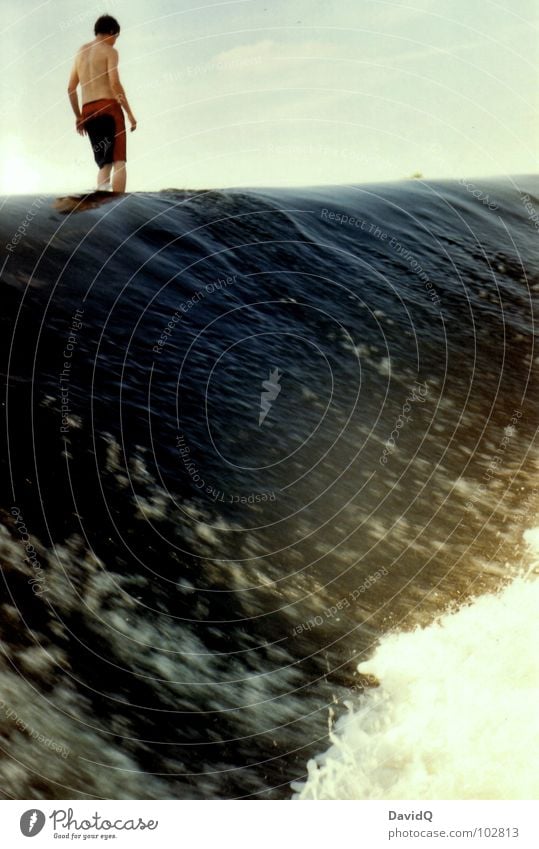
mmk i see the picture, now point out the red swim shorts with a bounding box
[81,98,126,166]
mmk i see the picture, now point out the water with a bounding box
[294,560,539,800]
[0,177,537,799]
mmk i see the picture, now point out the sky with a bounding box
[0,0,537,193]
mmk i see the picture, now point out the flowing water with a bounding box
[0,177,537,799]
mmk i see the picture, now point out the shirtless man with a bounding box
[67,15,137,193]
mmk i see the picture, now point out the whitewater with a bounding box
[295,528,539,800]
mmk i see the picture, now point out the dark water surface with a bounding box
[0,177,537,798]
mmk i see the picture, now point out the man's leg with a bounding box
[97,163,113,190]
[112,161,126,193]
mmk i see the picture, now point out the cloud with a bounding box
[211,39,276,66]
[211,39,341,72]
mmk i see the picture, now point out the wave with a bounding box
[0,176,538,798]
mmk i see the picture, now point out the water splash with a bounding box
[294,527,539,800]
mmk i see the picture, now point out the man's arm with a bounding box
[107,47,137,130]
[67,58,86,135]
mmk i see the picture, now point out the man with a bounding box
[67,15,137,193]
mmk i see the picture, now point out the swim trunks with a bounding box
[81,98,126,167]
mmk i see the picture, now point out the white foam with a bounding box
[294,528,539,800]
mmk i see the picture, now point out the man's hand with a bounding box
[128,115,137,132]
[76,117,86,136]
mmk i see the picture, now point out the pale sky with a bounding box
[1,0,537,193]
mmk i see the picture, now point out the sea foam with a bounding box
[294,527,539,799]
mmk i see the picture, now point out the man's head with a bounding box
[94,15,120,44]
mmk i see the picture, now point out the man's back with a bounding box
[76,41,115,105]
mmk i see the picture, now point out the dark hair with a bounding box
[94,15,120,36]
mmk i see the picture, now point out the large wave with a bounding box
[0,177,538,798]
